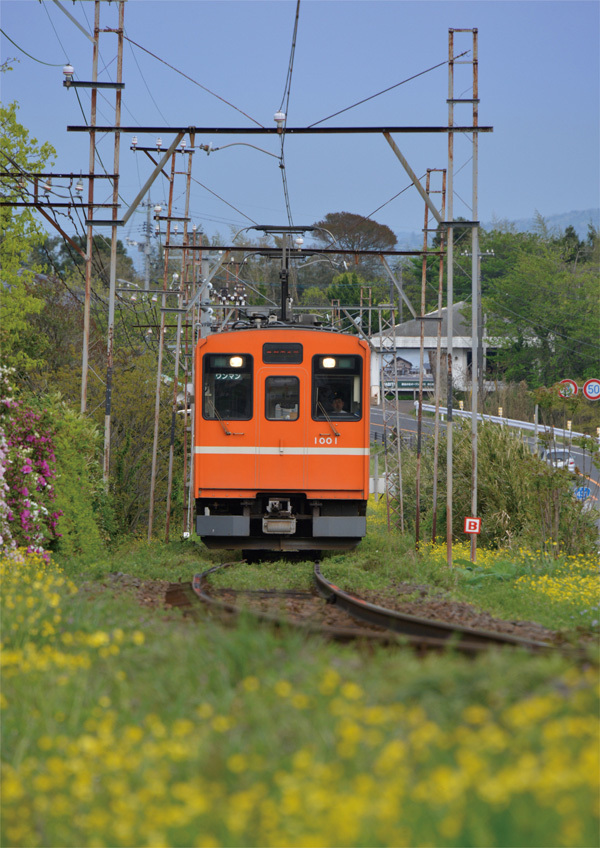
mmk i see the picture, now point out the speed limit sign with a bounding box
[583,378,600,401]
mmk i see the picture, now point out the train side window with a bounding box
[312,355,362,420]
[203,354,253,420]
[265,376,299,420]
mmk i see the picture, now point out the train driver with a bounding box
[331,395,352,415]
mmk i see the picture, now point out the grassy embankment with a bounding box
[2,497,598,848]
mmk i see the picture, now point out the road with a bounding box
[369,403,600,515]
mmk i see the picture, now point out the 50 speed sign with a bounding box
[583,378,600,401]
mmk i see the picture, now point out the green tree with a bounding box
[51,234,138,289]
[483,241,599,386]
[0,101,55,372]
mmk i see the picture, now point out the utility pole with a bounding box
[166,134,195,542]
[81,1,100,415]
[148,151,177,541]
[103,0,125,485]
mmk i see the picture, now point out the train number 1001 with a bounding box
[314,437,338,445]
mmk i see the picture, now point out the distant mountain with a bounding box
[394,209,599,247]
[485,209,599,239]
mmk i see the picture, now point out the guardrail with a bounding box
[416,403,593,441]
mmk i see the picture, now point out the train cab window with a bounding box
[265,376,299,420]
[203,354,253,420]
[312,355,362,420]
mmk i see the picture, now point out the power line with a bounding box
[0,28,64,66]
[308,51,470,128]
[191,176,258,225]
[122,34,265,128]
[277,0,301,228]
[123,28,169,124]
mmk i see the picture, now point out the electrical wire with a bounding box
[122,34,265,128]
[191,176,258,225]
[124,29,170,124]
[0,29,64,66]
[41,2,70,62]
[308,51,470,128]
[276,0,301,228]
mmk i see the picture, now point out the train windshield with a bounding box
[265,376,299,420]
[312,355,362,420]
[203,354,253,420]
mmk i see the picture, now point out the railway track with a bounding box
[165,560,569,656]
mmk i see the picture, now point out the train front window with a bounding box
[265,376,299,420]
[203,354,253,420]
[312,355,362,420]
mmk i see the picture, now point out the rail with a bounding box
[416,403,593,441]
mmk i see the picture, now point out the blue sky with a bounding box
[1,0,599,251]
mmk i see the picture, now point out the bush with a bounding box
[395,420,596,554]
[45,398,112,558]
[0,368,60,555]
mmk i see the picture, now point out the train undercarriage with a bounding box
[195,493,367,551]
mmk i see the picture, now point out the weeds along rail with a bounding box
[165,561,580,657]
[313,563,556,653]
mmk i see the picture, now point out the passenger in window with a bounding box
[331,396,352,415]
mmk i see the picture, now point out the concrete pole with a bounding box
[470,29,479,564]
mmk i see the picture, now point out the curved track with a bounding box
[165,560,574,656]
[313,563,555,653]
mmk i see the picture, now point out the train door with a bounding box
[256,366,308,490]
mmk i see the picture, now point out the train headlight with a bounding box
[322,357,336,369]
[229,356,244,368]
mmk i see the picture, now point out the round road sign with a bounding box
[559,379,578,398]
[583,378,600,401]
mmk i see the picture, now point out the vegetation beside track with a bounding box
[2,505,599,848]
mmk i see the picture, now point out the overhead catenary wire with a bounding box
[276,0,302,228]
[121,34,265,128]
[191,176,258,226]
[308,51,471,128]
[0,29,64,66]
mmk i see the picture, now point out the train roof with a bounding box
[214,312,342,333]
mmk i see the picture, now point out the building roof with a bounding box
[370,302,473,350]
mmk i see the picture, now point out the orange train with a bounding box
[193,315,370,553]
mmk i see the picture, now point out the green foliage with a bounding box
[0,101,55,373]
[484,240,599,386]
[36,234,138,290]
[27,394,112,559]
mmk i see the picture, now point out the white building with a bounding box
[370,302,493,398]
